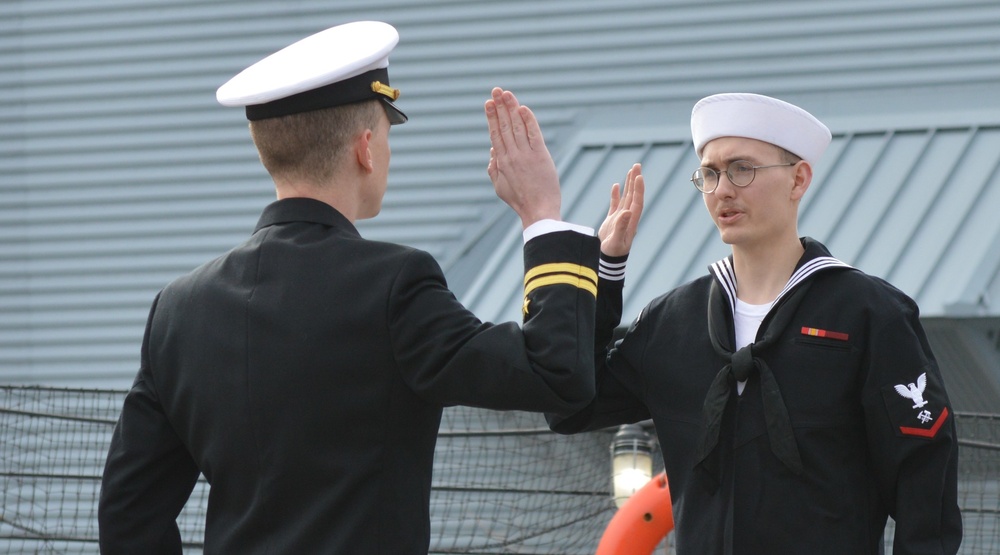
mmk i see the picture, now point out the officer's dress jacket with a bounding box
[99,198,600,554]
[549,238,961,555]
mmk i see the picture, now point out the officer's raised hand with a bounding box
[485,87,561,229]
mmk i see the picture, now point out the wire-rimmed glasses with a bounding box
[691,160,795,193]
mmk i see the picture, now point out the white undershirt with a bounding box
[733,298,773,395]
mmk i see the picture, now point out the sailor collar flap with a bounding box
[708,237,853,321]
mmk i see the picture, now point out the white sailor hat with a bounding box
[216,21,407,124]
[691,93,830,165]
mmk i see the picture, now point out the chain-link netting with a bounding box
[1,386,996,554]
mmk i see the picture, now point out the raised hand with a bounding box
[598,163,644,257]
[484,87,561,229]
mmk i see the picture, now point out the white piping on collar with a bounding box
[710,255,852,315]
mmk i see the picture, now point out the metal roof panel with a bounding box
[462,118,1000,322]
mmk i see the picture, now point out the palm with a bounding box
[484,88,561,228]
[599,163,644,257]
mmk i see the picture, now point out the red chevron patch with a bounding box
[899,407,949,439]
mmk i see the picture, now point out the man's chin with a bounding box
[715,227,739,245]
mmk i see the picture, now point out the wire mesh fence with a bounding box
[1,385,997,554]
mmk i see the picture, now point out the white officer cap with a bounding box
[216,21,407,124]
[691,93,830,165]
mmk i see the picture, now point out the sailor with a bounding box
[550,92,962,554]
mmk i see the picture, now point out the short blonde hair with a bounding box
[777,145,802,165]
[249,100,382,184]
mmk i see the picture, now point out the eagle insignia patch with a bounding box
[894,372,928,409]
[881,368,950,440]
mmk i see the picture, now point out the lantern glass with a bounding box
[610,425,654,508]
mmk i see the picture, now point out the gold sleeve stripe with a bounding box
[524,263,598,286]
[524,274,598,298]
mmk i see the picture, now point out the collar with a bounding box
[709,237,853,314]
[253,198,360,237]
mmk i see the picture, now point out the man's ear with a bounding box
[790,160,812,201]
[354,128,374,173]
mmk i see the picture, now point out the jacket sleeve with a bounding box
[388,230,599,415]
[862,294,962,554]
[99,293,200,554]
[546,261,652,434]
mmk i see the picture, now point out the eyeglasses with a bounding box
[690,160,796,193]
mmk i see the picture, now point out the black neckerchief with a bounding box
[693,238,853,486]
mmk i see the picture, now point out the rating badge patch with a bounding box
[880,368,951,440]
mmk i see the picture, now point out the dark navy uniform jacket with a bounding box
[99,198,600,554]
[550,238,961,555]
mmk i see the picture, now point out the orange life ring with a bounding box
[595,471,673,555]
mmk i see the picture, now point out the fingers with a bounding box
[494,88,518,154]
[626,164,645,235]
[607,182,621,217]
[518,105,545,152]
[609,163,642,218]
[599,163,646,256]
[487,88,544,154]
[622,163,639,205]
[483,87,562,227]
[484,88,505,157]
[503,92,530,150]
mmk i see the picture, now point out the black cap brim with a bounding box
[381,98,408,125]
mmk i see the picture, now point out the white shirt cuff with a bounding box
[522,219,595,244]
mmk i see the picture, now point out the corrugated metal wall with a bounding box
[3,3,999,553]
[459,122,1000,416]
[465,123,1000,323]
[3,0,1000,386]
